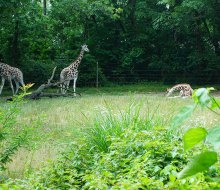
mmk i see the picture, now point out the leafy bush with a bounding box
[82,128,187,189]
[0,93,28,172]
[3,128,219,189]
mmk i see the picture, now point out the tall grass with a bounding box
[83,100,164,152]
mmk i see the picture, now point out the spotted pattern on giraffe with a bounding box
[0,62,25,95]
[166,83,193,98]
[60,44,89,94]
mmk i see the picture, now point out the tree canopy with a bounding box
[0,0,219,85]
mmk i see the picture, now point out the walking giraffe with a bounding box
[60,44,89,94]
[0,62,25,95]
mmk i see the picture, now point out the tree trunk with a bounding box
[43,0,47,15]
[12,20,19,66]
[128,0,137,32]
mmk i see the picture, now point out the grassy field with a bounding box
[0,83,219,179]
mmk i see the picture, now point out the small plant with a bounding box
[0,84,34,172]
[20,83,34,94]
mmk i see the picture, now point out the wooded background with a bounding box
[0,0,219,86]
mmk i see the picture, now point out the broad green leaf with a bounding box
[178,151,217,179]
[192,88,215,107]
[210,98,220,110]
[183,127,207,151]
[169,104,196,132]
[206,126,220,150]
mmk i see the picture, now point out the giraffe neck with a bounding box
[69,48,85,70]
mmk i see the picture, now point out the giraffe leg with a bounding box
[66,81,70,94]
[60,84,63,94]
[73,78,77,93]
[180,90,189,98]
[61,82,67,94]
[61,83,65,94]
[60,82,64,94]
[60,78,66,94]
[62,81,70,94]
[0,77,5,95]
[61,82,66,94]
[73,72,78,96]
[182,92,191,99]
[9,78,15,95]
[15,80,20,94]
[179,90,184,97]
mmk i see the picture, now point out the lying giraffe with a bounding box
[60,44,89,94]
[0,62,25,95]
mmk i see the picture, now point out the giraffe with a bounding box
[60,44,89,94]
[0,62,25,95]
[166,84,193,98]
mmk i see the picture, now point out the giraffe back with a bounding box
[0,62,23,81]
[167,84,193,97]
[0,62,9,77]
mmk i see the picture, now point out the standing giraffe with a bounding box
[0,62,25,95]
[60,44,89,94]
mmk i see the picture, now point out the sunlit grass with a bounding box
[0,84,219,178]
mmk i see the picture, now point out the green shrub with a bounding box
[0,93,28,172]
[0,86,41,182]
[4,127,219,189]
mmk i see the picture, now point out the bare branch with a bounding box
[47,66,57,84]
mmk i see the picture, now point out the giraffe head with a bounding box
[166,88,171,96]
[166,88,170,92]
[82,44,89,52]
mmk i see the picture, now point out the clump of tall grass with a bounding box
[83,101,164,152]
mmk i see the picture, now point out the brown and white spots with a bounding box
[0,62,25,95]
[166,84,193,98]
[60,45,89,94]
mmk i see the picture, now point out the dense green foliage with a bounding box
[1,0,219,86]
[6,128,219,189]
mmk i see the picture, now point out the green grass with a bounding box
[0,82,169,99]
[0,84,219,179]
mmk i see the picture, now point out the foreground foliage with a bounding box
[0,90,33,172]
[1,90,220,189]
[2,128,219,189]
[173,88,220,180]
